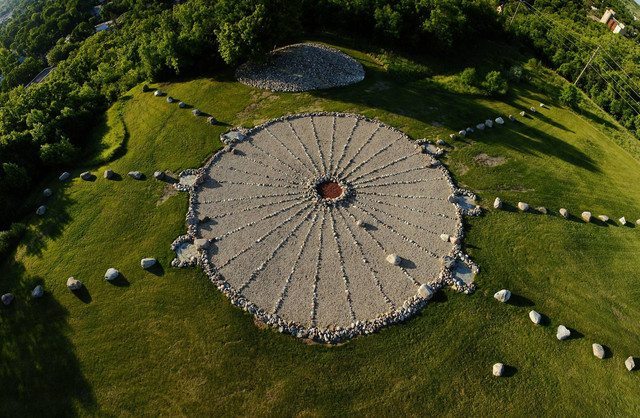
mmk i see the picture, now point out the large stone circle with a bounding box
[181,113,477,343]
[235,43,365,92]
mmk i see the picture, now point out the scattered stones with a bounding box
[592,343,605,359]
[192,108,202,116]
[43,188,53,197]
[581,211,592,222]
[559,208,569,219]
[536,207,548,215]
[619,217,627,225]
[493,197,502,209]
[31,285,44,298]
[418,284,434,299]
[178,101,186,108]
[556,325,571,340]
[36,205,47,216]
[104,169,114,179]
[495,117,505,125]
[59,172,71,181]
[153,171,165,180]
[492,363,505,377]
[517,202,529,212]
[66,277,83,291]
[80,171,92,181]
[494,289,511,303]
[104,268,120,281]
[386,254,400,266]
[529,310,542,324]
[128,171,143,180]
[598,215,609,222]
[140,258,157,269]
[625,356,636,371]
[1,293,14,306]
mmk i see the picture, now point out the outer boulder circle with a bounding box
[185,112,472,342]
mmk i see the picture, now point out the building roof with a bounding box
[26,66,55,88]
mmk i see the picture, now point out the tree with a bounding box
[482,70,508,96]
[215,3,266,65]
[460,67,478,86]
[39,137,77,166]
[559,83,581,108]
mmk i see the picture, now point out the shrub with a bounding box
[0,222,27,259]
[559,84,581,109]
[459,67,478,86]
[39,137,78,166]
[508,65,524,82]
[482,70,508,96]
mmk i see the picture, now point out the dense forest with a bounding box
[0,0,639,253]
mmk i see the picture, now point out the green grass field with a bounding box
[1,41,639,416]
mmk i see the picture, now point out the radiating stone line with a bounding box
[327,115,337,174]
[310,115,328,174]
[356,191,445,201]
[238,151,299,180]
[335,124,382,178]
[332,118,360,176]
[285,119,321,175]
[356,200,442,237]
[247,139,307,178]
[355,177,443,190]
[201,190,304,204]
[329,209,356,321]
[265,126,315,176]
[351,165,431,186]
[218,180,301,190]
[310,208,327,327]
[348,152,420,183]
[340,131,403,180]
[357,195,457,221]
[226,165,299,185]
[209,195,304,220]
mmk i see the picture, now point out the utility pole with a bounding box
[509,1,522,27]
[574,46,600,86]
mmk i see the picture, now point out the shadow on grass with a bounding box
[108,273,130,287]
[72,286,92,304]
[24,192,74,257]
[565,327,584,340]
[146,263,165,277]
[0,261,96,415]
[507,294,534,307]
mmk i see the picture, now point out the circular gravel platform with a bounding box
[177,113,478,343]
[235,43,365,92]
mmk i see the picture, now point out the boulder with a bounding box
[80,171,92,181]
[31,285,44,298]
[529,310,542,324]
[128,171,143,180]
[476,123,485,130]
[509,114,515,121]
[439,234,450,242]
[458,130,466,136]
[466,127,474,133]
[207,116,217,125]
[449,236,461,245]
[449,134,456,140]
[625,356,636,371]
[59,172,71,181]
[540,103,545,107]
[530,106,537,113]
[493,197,502,209]
[619,217,627,225]
[194,238,210,250]
[153,90,163,97]
[386,254,400,266]
[592,343,605,359]
[598,215,609,222]
[355,219,365,228]
[166,96,174,103]
[536,207,548,215]
[556,325,571,340]
[519,111,526,117]
[104,169,114,179]
[43,188,53,197]
[418,283,434,299]
[559,208,569,219]
[1,293,14,306]
[142,84,149,92]
[495,117,505,125]
[492,363,505,377]
[436,139,446,146]
[36,205,47,216]
[581,211,592,222]
[104,268,120,281]
[517,202,529,211]
[485,119,493,128]
[192,108,201,116]
[66,277,83,291]
[153,171,165,180]
[178,101,186,108]
[140,258,157,269]
[494,289,511,303]
[636,219,640,226]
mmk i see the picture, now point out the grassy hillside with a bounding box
[1,41,639,415]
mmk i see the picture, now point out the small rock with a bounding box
[519,111,526,117]
[625,356,636,371]
[536,207,548,214]
[559,208,569,219]
[556,325,571,340]
[43,188,53,197]
[59,172,71,181]
[476,123,485,130]
[66,277,83,291]
[36,205,47,216]
[495,117,505,125]
[104,169,114,179]
[636,219,640,226]
[492,363,505,377]
[517,202,529,211]
[31,285,44,298]
[1,293,14,305]
[436,139,446,146]
[192,108,201,116]
[529,310,542,324]
[540,103,545,107]
[581,211,592,222]
[418,284,434,299]
[439,234,450,242]
[598,215,609,222]
[494,289,511,303]
[128,171,143,180]
[457,130,466,137]
[493,197,502,209]
[508,114,515,121]
[153,171,165,180]
[449,133,456,140]
[449,236,460,245]
[178,101,186,108]
[104,268,120,281]
[619,217,627,225]
[80,171,92,181]
[355,219,365,227]
[166,96,174,103]
[530,106,537,113]
[141,258,157,269]
[154,90,163,97]
[194,238,210,250]
[386,254,400,266]
[592,343,605,359]
[207,116,217,125]
[485,119,494,128]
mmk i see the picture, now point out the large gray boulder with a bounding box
[104,169,114,179]
[494,289,511,303]
[153,171,165,180]
[493,197,502,209]
[31,285,44,298]
[557,325,571,340]
[418,284,434,300]
[592,343,605,359]
[492,363,505,377]
[36,205,47,216]
[128,171,143,180]
[559,208,569,219]
[66,277,83,291]
[59,172,71,181]
[581,212,592,222]
[1,293,14,306]
[517,202,529,211]
[80,171,92,181]
[625,356,636,371]
[43,188,53,197]
[140,258,157,269]
[104,268,120,281]
[386,254,400,266]
[529,310,542,325]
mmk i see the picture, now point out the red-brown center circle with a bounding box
[317,181,343,199]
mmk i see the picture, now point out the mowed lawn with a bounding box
[1,42,639,416]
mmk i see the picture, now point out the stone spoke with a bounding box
[264,126,315,176]
[335,124,382,178]
[332,118,360,176]
[329,209,356,321]
[285,119,321,175]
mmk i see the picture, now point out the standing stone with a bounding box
[192,108,201,116]
[495,117,505,125]
[43,188,53,197]
[636,219,640,226]
[485,119,494,128]
[166,96,174,103]
[207,116,217,125]
[439,234,450,242]
[178,101,186,108]
[509,114,515,121]
[476,123,485,130]
[80,171,92,181]
[128,171,143,180]
[619,217,627,225]
[1,293,14,306]
[536,207,548,214]
[153,171,165,180]
[104,268,120,281]
[449,134,456,140]
[457,130,466,137]
[494,289,511,303]
[559,208,569,219]
[386,254,400,266]
[520,111,526,117]
[36,205,47,216]
[154,90,163,97]
[66,277,83,291]
[492,363,505,377]
[31,285,44,298]
[625,356,636,371]
[592,343,605,359]
[59,172,71,181]
[418,284,434,300]
[493,197,502,209]
[140,258,157,269]
[598,215,609,222]
[104,169,114,179]
[529,310,542,324]
[557,325,571,340]
[517,202,529,211]
[355,219,365,228]
[581,211,592,222]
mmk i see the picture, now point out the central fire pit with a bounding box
[317,181,343,199]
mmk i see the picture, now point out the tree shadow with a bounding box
[0,260,97,415]
[24,192,75,257]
